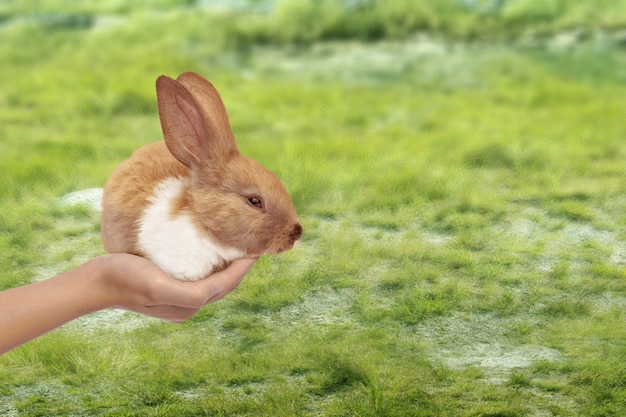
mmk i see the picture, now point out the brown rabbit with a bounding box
[101,72,302,281]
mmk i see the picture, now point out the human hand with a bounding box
[0,253,256,354]
[96,254,257,322]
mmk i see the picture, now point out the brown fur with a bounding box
[101,142,189,255]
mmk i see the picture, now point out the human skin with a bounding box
[0,254,256,355]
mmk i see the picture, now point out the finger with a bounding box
[130,305,200,322]
[198,258,258,305]
[149,258,257,309]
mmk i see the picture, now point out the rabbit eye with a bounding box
[247,196,264,209]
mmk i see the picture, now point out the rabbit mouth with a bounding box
[268,240,296,254]
[290,223,303,242]
[279,240,297,252]
[267,223,302,254]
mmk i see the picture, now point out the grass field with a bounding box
[1,1,626,416]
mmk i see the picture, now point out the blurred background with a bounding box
[1,1,626,416]
[2,0,625,201]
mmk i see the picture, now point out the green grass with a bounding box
[1,1,626,416]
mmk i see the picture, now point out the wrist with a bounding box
[81,255,117,311]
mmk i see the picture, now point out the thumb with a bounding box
[199,258,258,305]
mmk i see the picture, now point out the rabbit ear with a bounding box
[156,73,238,169]
[176,72,239,161]
[156,75,210,168]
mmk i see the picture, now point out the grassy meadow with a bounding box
[1,1,626,415]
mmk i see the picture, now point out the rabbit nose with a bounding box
[290,223,303,243]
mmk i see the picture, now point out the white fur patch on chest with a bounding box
[138,177,243,281]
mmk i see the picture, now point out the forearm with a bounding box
[0,259,107,354]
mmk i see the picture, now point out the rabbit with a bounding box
[101,71,302,281]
